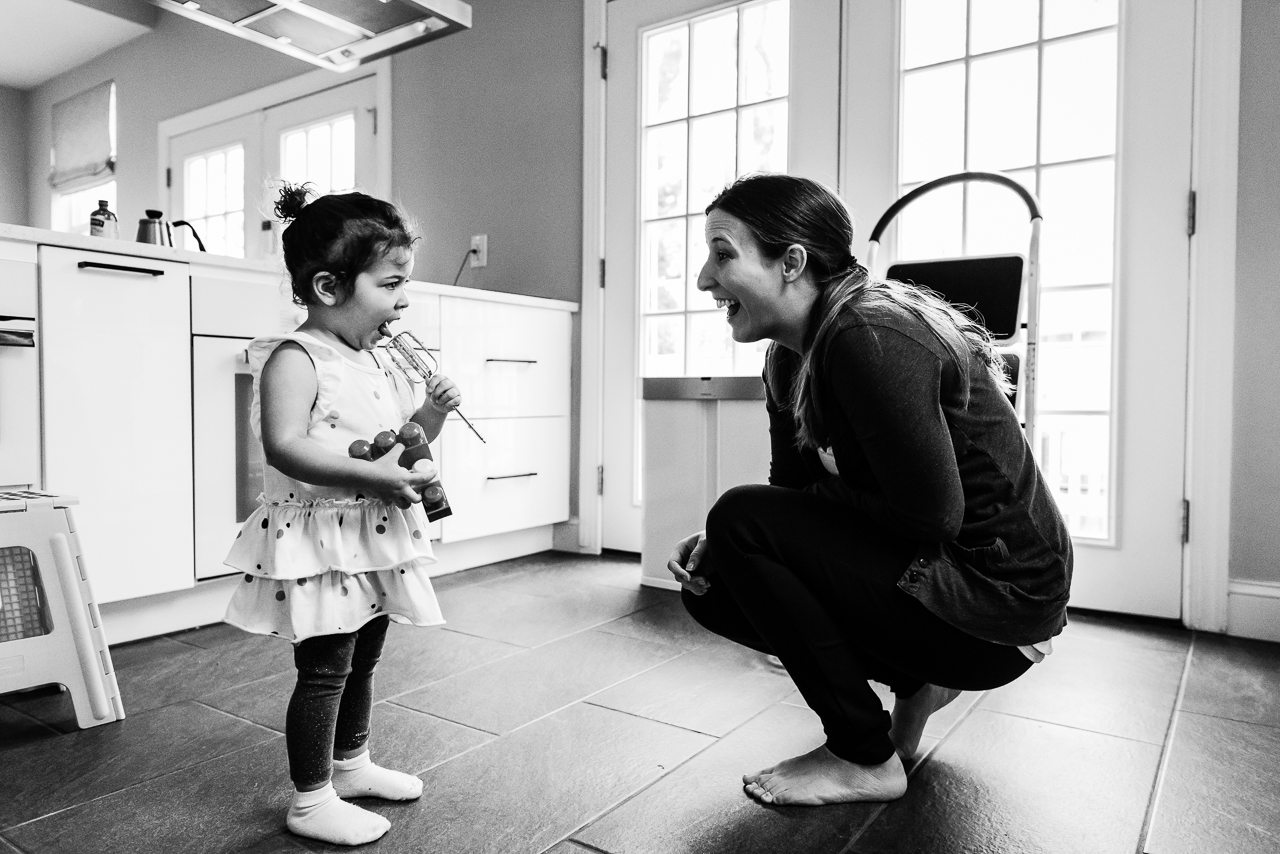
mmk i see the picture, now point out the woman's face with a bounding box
[697,209,788,344]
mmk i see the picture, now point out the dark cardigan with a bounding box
[765,301,1073,646]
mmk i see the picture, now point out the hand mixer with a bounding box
[382,329,486,443]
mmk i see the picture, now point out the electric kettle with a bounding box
[135,210,206,251]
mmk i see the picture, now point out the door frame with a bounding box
[156,58,393,213]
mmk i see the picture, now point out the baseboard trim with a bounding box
[1226,579,1280,642]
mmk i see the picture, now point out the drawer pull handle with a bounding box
[486,473,538,481]
[485,358,538,364]
[77,261,164,276]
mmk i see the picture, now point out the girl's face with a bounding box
[334,248,414,350]
[696,209,788,344]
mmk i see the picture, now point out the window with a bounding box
[51,180,117,237]
[182,145,245,257]
[639,0,787,378]
[280,112,357,195]
[50,81,117,235]
[898,0,1118,538]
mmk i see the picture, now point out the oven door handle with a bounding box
[0,330,34,347]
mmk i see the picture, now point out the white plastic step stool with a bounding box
[0,491,124,729]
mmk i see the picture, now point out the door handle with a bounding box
[485,358,537,364]
[486,473,538,480]
[77,261,165,276]
[0,330,34,347]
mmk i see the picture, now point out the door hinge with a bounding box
[599,258,606,289]
[165,167,171,188]
[1186,189,1197,237]
[368,107,377,135]
[597,465,604,496]
[594,42,608,80]
[1181,498,1191,544]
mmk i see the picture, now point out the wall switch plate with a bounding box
[470,234,487,267]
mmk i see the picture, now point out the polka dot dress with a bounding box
[224,332,444,642]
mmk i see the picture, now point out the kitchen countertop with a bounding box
[0,223,578,312]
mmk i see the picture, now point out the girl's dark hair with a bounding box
[274,182,417,307]
[707,173,1011,449]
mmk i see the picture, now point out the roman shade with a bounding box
[49,81,115,189]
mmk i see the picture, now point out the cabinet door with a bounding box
[39,247,194,603]
[0,251,39,488]
[192,337,254,580]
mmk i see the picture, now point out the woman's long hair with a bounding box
[708,174,1012,449]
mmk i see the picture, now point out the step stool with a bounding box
[0,491,124,729]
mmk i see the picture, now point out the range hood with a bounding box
[151,0,471,72]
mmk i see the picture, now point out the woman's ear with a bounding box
[781,244,809,284]
[310,272,341,306]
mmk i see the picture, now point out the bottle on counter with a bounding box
[89,200,119,239]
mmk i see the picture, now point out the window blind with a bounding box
[49,81,115,189]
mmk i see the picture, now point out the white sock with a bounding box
[287,782,390,846]
[332,750,423,801]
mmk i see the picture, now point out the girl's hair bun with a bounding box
[274,182,313,222]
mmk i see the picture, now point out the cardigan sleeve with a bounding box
[823,324,965,541]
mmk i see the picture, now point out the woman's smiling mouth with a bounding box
[716,298,741,318]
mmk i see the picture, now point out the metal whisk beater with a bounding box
[384,330,486,443]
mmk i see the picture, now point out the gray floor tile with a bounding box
[436,579,665,648]
[1180,632,1280,727]
[587,643,796,737]
[7,738,293,854]
[201,672,295,733]
[781,683,985,744]
[541,842,599,854]
[393,629,681,734]
[113,633,295,715]
[233,834,311,853]
[850,710,1162,854]
[575,702,883,854]
[1144,711,1280,854]
[0,702,277,830]
[375,623,525,700]
[109,635,198,670]
[0,683,81,732]
[979,633,1186,743]
[364,702,492,775]
[0,835,21,854]
[296,703,714,854]
[0,702,60,752]
[169,622,259,649]
[473,554,646,595]
[593,595,732,650]
[1062,609,1192,654]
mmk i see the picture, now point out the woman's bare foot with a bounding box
[742,745,907,805]
[889,683,962,760]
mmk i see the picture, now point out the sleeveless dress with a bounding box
[223,331,445,642]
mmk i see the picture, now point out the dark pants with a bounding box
[286,615,390,789]
[683,485,1031,765]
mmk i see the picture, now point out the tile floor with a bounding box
[2,551,1278,854]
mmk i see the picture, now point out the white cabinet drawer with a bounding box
[440,298,570,418]
[191,265,302,336]
[0,258,36,317]
[437,416,569,542]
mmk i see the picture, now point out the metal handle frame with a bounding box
[865,171,1042,440]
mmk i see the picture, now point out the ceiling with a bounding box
[0,0,153,90]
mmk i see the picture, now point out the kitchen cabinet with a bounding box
[0,239,39,488]
[39,246,194,604]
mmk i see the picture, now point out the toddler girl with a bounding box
[224,184,456,846]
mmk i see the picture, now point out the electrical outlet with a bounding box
[470,234,487,267]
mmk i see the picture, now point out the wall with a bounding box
[1229,0,1280,584]
[0,86,29,225]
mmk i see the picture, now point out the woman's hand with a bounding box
[667,530,712,595]
[364,443,436,508]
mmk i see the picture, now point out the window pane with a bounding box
[1037,287,1112,412]
[1039,159,1114,287]
[900,64,965,184]
[1035,413,1110,538]
[225,210,245,259]
[186,157,207,220]
[686,214,718,311]
[688,112,737,213]
[644,123,688,219]
[307,124,332,195]
[969,0,1038,54]
[206,152,226,216]
[687,311,734,375]
[644,314,686,376]
[1041,32,1117,163]
[331,115,355,192]
[965,168,1035,256]
[897,182,962,261]
[734,339,769,376]
[226,146,244,213]
[646,25,689,125]
[207,213,227,257]
[1043,0,1117,38]
[902,0,966,68]
[739,0,788,105]
[737,100,788,175]
[283,131,307,184]
[690,12,737,116]
[643,219,686,313]
[968,49,1037,172]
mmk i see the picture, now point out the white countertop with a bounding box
[0,223,578,312]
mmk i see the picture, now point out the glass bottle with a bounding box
[89,200,119,239]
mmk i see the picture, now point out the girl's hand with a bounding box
[365,443,437,508]
[667,530,711,595]
[424,374,461,414]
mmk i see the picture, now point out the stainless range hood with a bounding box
[151,0,471,72]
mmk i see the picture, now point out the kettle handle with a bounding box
[172,220,207,252]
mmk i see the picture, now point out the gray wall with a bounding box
[0,86,29,225]
[1230,0,1280,584]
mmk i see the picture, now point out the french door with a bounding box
[602,0,841,551]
